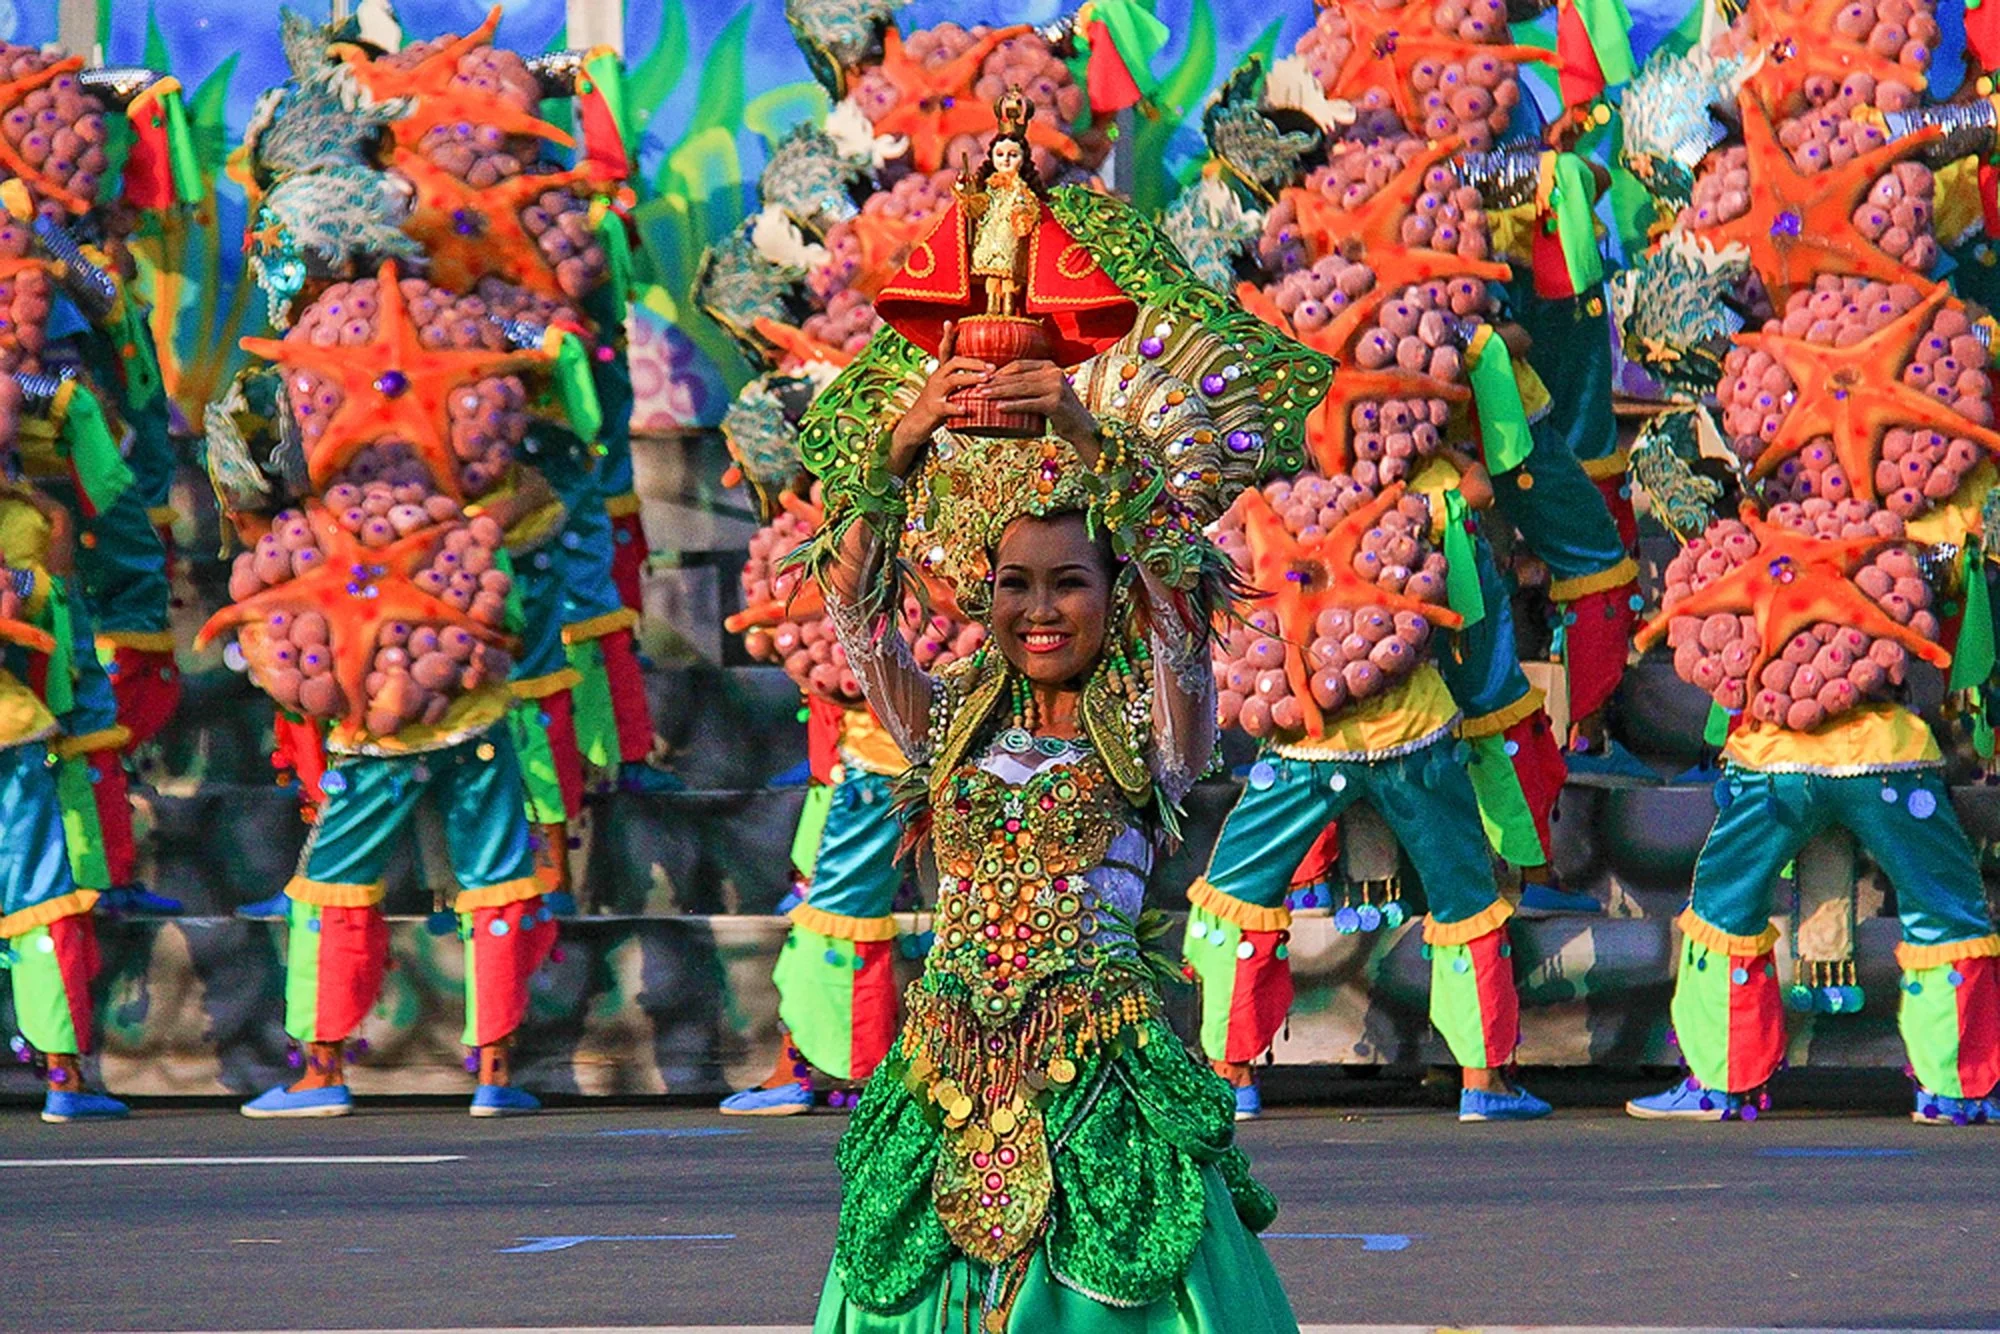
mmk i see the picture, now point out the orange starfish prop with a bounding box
[1738,0,1919,119]
[1235,283,1469,475]
[342,5,575,155]
[394,150,618,302]
[1267,141,1513,355]
[1314,0,1555,133]
[195,503,513,733]
[0,56,94,216]
[849,209,936,298]
[868,25,1079,172]
[752,316,859,373]
[239,261,550,501]
[1695,92,1942,307]
[1737,286,2000,499]
[1235,481,1462,737]
[1633,506,1950,688]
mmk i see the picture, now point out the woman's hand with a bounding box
[888,321,993,474]
[965,359,1100,458]
[1443,448,1495,511]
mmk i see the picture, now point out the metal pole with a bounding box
[566,0,625,55]
[1110,108,1136,197]
[56,0,100,57]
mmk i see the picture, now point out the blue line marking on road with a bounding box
[1756,1147,1916,1159]
[1263,1233,1417,1251]
[498,1234,736,1254]
[593,1127,751,1139]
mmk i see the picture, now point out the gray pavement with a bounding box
[3,1073,1998,1332]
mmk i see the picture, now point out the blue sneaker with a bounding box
[41,1089,129,1123]
[1674,760,1725,785]
[1518,882,1604,916]
[1565,740,1662,787]
[719,1083,813,1116]
[241,1084,353,1119]
[767,759,813,788]
[618,761,685,794]
[1626,1077,1748,1120]
[1234,1083,1262,1121]
[1459,1085,1552,1122]
[100,885,184,916]
[470,1084,541,1118]
[235,891,292,922]
[1912,1089,1991,1125]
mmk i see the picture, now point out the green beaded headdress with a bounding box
[794,185,1334,624]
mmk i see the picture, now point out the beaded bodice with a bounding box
[900,734,1161,1273]
[927,741,1127,1024]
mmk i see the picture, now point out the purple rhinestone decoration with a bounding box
[1139,336,1164,358]
[375,370,410,398]
[1226,429,1256,453]
[1201,373,1227,396]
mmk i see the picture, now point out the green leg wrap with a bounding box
[283,899,324,1045]
[1902,963,1970,1099]
[1426,929,1519,1069]
[773,926,861,1081]
[1669,934,1785,1094]
[565,638,618,769]
[53,756,110,891]
[505,700,568,825]
[1184,906,1245,1062]
[1898,957,2000,1101]
[8,925,80,1055]
[1464,732,1545,867]
[790,784,834,880]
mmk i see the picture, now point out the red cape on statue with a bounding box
[874,199,1138,365]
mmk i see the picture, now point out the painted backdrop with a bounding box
[8,0,1767,433]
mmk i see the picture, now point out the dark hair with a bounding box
[975,131,1045,197]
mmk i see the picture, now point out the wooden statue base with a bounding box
[949,314,1051,439]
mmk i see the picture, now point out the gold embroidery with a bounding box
[1055,242,1098,281]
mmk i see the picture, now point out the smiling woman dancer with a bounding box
[794,167,1327,1332]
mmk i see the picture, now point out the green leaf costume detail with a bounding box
[1046,186,1334,482]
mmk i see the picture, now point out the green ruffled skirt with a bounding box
[812,1017,1298,1334]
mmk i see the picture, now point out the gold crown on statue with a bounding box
[995,87,1034,136]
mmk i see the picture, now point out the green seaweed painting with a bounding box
[627,0,829,401]
[1125,2,1281,220]
[125,4,261,425]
